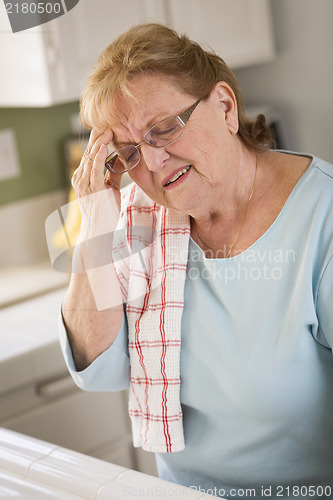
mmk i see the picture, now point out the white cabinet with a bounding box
[48,0,168,105]
[168,0,275,69]
[0,377,157,475]
[1,380,135,468]
[0,0,274,107]
[0,0,167,106]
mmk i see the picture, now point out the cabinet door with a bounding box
[62,0,167,84]
[0,0,168,106]
[168,0,274,68]
[2,385,135,469]
[0,3,51,106]
[47,0,168,104]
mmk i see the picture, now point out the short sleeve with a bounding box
[316,254,333,351]
[59,310,130,391]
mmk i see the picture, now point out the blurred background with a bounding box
[0,0,332,479]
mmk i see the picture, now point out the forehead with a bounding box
[107,74,190,132]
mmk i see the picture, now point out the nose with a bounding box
[140,143,170,172]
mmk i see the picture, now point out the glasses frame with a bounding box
[105,97,203,173]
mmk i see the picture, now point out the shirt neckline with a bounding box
[189,151,315,262]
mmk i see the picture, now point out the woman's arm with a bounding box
[59,308,130,391]
[316,254,333,351]
[62,266,124,371]
[62,128,125,371]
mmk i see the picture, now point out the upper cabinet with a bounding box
[45,0,168,105]
[0,0,167,106]
[0,0,274,107]
[168,0,275,69]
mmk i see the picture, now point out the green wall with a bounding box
[0,101,80,206]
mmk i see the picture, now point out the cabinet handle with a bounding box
[37,375,76,398]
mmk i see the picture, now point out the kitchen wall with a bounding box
[0,101,79,206]
[234,0,333,163]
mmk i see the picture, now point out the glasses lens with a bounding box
[118,145,140,171]
[105,146,139,173]
[105,153,124,173]
[145,117,183,147]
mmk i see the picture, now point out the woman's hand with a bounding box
[71,128,122,242]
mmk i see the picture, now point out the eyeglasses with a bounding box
[105,97,202,173]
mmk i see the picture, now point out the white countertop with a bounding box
[0,261,69,309]
[0,287,68,395]
[0,428,215,499]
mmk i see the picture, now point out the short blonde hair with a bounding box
[80,23,274,152]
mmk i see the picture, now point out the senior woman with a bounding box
[60,23,333,499]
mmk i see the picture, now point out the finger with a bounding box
[82,129,113,178]
[72,129,112,194]
[85,127,106,157]
[80,130,99,174]
[84,128,112,162]
[89,143,111,189]
[73,131,97,184]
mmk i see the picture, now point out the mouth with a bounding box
[163,165,192,188]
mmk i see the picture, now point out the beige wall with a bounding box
[235,0,333,163]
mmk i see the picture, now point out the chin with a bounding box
[167,195,200,215]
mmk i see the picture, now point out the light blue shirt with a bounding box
[60,153,333,499]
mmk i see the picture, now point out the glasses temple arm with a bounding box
[178,98,202,125]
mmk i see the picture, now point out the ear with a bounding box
[213,81,239,134]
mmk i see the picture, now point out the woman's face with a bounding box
[108,74,240,218]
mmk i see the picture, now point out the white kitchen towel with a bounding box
[113,182,190,452]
